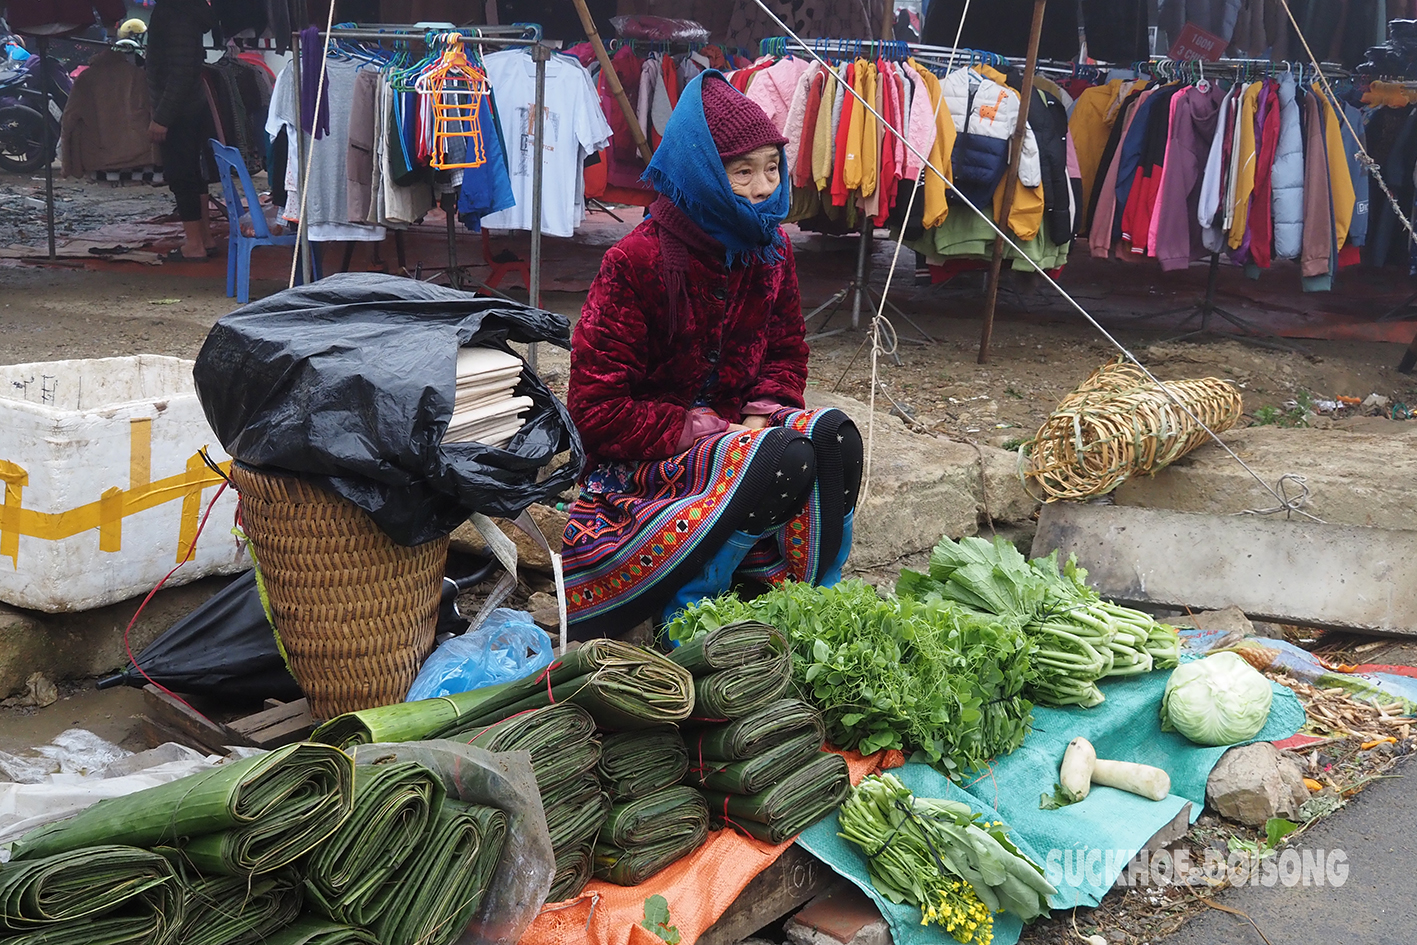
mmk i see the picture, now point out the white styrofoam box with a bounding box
[0,356,246,613]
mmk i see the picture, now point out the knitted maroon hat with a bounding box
[700,75,788,159]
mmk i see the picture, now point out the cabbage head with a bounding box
[1160,652,1273,746]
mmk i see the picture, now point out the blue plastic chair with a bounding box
[209,139,300,303]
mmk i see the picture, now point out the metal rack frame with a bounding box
[291,24,557,337]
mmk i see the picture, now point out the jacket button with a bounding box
[712,288,727,300]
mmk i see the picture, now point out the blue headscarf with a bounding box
[643,71,790,269]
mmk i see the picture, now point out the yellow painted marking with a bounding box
[130,418,152,489]
[0,460,29,568]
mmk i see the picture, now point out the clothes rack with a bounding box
[292,23,557,348]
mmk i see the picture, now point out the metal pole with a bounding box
[444,194,459,289]
[978,0,1047,364]
[39,36,55,260]
[289,31,313,286]
[528,43,549,373]
[851,227,870,330]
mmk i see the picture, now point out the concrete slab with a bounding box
[1031,503,1417,638]
[1113,423,1417,530]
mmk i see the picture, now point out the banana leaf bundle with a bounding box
[687,699,823,763]
[547,844,593,903]
[669,621,793,721]
[0,845,175,930]
[317,640,695,746]
[175,871,303,945]
[304,761,443,924]
[260,916,379,945]
[597,727,689,802]
[592,820,710,887]
[456,704,600,790]
[542,774,611,852]
[371,800,508,945]
[600,786,708,848]
[11,744,354,877]
[689,729,824,795]
[704,752,850,844]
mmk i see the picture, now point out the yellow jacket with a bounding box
[1316,86,1356,250]
[912,61,955,229]
[843,60,868,193]
[1069,79,1146,228]
[1228,81,1263,251]
[861,60,878,199]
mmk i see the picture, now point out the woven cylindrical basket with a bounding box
[1026,360,1243,501]
[230,463,447,720]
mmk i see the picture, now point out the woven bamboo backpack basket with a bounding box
[231,463,448,720]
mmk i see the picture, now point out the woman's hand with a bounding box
[148,121,168,143]
[741,415,771,430]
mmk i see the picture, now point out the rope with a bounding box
[862,0,971,502]
[1277,0,1417,248]
[749,0,1320,522]
[288,3,340,289]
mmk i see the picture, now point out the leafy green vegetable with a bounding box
[641,895,680,945]
[1038,783,1085,811]
[838,774,1055,942]
[668,581,1035,778]
[1161,652,1273,745]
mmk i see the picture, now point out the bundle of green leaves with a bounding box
[665,581,1035,778]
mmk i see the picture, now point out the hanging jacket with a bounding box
[1246,80,1282,268]
[831,63,857,208]
[1028,87,1074,245]
[914,64,956,229]
[784,63,820,174]
[1090,89,1151,258]
[1341,102,1370,248]
[1112,86,1172,246]
[1151,83,1226,270]
[1197,86,1234,253]
[60,50,161,178]
[1070,80,1140,230]
[1227,81,1263,251]
[939,65,1041,192]
[1318,91,1357,250]
[1120,84,1185,251]
[744,57,809,133]
[811,67,838,191]
[1081,0,1150,62]
[1270,74,1306,260]
[1300,90,1335,283]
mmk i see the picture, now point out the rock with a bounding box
[526,591,559,631]
[786,885,888,945]
[1207,742,1311,826]
[803,390,1039,572]
[450,504,569,573]
[0,671,58,708]
[1169,605,1254,637]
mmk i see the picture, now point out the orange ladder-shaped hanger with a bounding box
[415,33,491,169]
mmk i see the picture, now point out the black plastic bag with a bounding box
[193,274,583,545]
[100,570,303,701]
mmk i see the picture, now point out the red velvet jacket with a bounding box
[569,218,810,466]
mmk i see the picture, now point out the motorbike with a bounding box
[0,38,73,174]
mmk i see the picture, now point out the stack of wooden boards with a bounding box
[446,347,531,447]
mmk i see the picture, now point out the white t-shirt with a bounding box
[478,49,612,239]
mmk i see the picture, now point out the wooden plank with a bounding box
[698,846,841,945]
[228,698,311,738]
[1032,503,1417,638]
[137,713,227,757]
[241,712,315,749]
[141,685,251,753]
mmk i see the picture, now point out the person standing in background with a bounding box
[147,0,216,261]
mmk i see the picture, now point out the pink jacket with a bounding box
[1150,83,1226,271]
[745,57,810,133]
[1089,89,1154,259]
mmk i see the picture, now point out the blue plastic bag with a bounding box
[406,608,553,701]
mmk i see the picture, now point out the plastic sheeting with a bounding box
[350,741,554,945]
[193,274,584,546]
